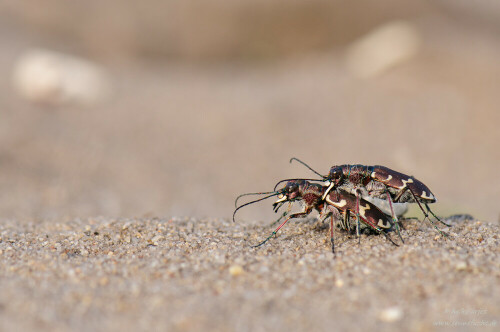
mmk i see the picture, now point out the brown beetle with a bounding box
[290,158,450,239]
[234,179,398,253]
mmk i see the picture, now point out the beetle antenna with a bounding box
[235,191,278,207]
[273,178,324,191]
[289,158,324,178]
[233,193,279,222]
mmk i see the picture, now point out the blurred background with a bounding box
[0,0,499,223]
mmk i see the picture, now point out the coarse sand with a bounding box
[0,214,498,332]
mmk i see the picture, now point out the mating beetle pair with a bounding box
[233,158,449,253]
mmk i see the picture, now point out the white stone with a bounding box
[378,307,403,322]
[12,48,111,105]
[345,21,420,78]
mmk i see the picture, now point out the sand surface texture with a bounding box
[0,215,498,332]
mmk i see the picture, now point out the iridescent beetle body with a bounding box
[328,164,436,204]
[325,187,393,231]
[235,179,398,253]
[290,158,449,239]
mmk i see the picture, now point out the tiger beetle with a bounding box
[233,179,399,253]
[289,158,450,240]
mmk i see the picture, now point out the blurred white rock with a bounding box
[12,49,111,106]
[378,306,403,322]
[345,21,421,78]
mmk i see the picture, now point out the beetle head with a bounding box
[281,180,304,199]
[274,180,305,205]
[328,166,344,185]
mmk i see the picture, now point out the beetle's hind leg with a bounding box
[354,189,362,244]
[384,189,404,244]
[425,203,451,227]
[355,213,399,247]
[407,189,449,237]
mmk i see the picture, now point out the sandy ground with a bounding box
[0,214,498,332]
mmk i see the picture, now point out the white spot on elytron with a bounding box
[278,194,284,199]
[420,191,435,200]
[325,197,347,208]
[399,178,414,189]
[322,182,335,200]
[371,171,392,182]
[358,203,370,218]
[378,219,391,228]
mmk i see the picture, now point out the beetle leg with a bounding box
[317,206,337,255]
[408,189,449,237]
[269,202,292,227]
[351,206,399,247]
[253,208,311,248]
[330,213,335,254]
[393,186,408,202]
[379,230,399,247]
[425,203,451,227]
[393,185,449,230]
[345,210,350,231]
[341,210,351,231]
[355,189,361,244]
[321,181,334,200]
[385,189,404,243]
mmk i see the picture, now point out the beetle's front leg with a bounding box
[269,202,292,228]
[321,181,335,200]
[253,207,312,248]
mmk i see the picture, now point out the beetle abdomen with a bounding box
[371,166,436,203]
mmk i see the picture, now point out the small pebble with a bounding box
[229,265,244,276]
[378,307,403,322]
[149,235,165,246]
[455,261,467,271]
